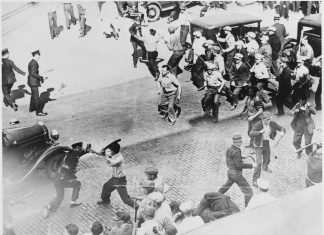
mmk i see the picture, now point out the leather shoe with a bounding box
[37,112,47,116]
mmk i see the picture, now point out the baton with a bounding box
[273,134,284,148]
[295,142,321,153]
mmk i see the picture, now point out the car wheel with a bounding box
[147,4,161,22]
[45,152,66,180]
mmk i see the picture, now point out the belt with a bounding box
[112,176,126,179]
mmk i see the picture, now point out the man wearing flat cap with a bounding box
[2,48,26,111]
[245,32,259,65]
[97,139,136,208]
[235,40,249,64]
[216,26,235,74]
[204,39,215,62]
[177,200,204,234]
[28,50,47,116]
[276,56,293,116]
[228,53,251,110]
[144,167,165,193]
[273,15,288,44]
[212,45,225,76]
[250,112,286,185]
[150,192,173,231]
[246,178,276,209]
[218,134,256,207]
[43,142,91,218]
[201,61,226,122]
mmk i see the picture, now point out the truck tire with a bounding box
[147,4,161,22]
[45,151,66,180]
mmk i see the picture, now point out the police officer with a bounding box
[43,142,91,218]
[2,48,26,111]
[28,50,47,116]
[218,134,256,207]
[216,26,235,74]
[97,139,136,208]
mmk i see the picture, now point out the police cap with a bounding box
[2,48,9,56]
[32,50,40,57]
[72,142,83,149]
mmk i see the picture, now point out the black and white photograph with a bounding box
[1,1,322,234]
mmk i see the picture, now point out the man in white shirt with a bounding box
[246,178,276,209]
[177,201,204,234]
[149,192,173,232]
[178,3,191,47]
[245,32,259,65]
[216,26,235,73]
[96,139,136,208]
[192,31,207,64]
[136,206,162,235]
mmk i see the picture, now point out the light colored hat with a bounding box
[247,32,256,39]
[234,53,243,60]
[296,57,304,63]
[255,53,264,60]
[149,192,164,203]
[257,178,270,190]
[193,31,202,37]
[168,26,176,33]
[268,26,277,32]
[206,39,215,45]
[261,35,269,42]
[205,62,216,70]
[223,26,232,31]
[179,200,194,213]
[235,40,244,46]
[212,45,221,52]
[262,111,271,119]
[232,134,242,143]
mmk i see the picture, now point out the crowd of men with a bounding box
[2,1,322,235]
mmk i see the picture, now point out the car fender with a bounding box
[10,146,71,185]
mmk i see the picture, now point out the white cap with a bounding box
[257,178,270,190]
[205,39,215,45]
[205,61,216,70]
[179,200,194,212]
[193,31,202,37]
[247,32,256,39]
[223,26,232,31]
[149,192,164,203]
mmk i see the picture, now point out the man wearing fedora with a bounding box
[2,48,26,111]
[97,139,136,208]
[249,112,286,185]
[28,50,47,116]
[218,134,256,207]
[43,142,91,218]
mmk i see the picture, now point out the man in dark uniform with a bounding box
[273,15,288,44]
[97,139,136,208]
[129,17,147,68]
[43,142,91,218]
[268,26,281,77]
[28,50,47,116]
[275,57,293,116]
[2,48,26,111]
[218,134,256,207]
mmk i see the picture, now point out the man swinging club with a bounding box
[97,139,136,208]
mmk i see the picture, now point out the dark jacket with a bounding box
[268,34,281,60]
[28,59,43,87]
[229,62,251,85]
[129,22,142,42]
[59,148,88,179]
[291,102,316,134]
[278,66,292,95]
[226,145,253,171]
[2,58,25,85]
[250,120,286,147]
[273,23,288,44]
[236,48,249,65]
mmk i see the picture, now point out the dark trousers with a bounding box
[29,86,41,114]
[49,178,81,212]
[247,117,260,144]
[180,25,189,46]
[293,129,313,155]
[262,1,275,10]
[2,84,13,106]
[167,50,185,76]
[225,50,235,74]
[315,78,321,109]
[63,3,76,29]
[253,140,270,182]
[276,92,292,115]
[131,41,147,66]
[231,87,243,105]
[101,176,135,208]
[147,51,159,77]
[218,169,253,207]
[291,1,300,12]
[48,11,59,38]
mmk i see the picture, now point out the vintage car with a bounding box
[2,123,71,186]
[190,13,262,43]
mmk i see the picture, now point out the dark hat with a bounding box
[145,167,158,175]
[149,28,156,34]
[105,139,121,153]
[113,211,131,222]
[32,50,40,57]
[274,15,280,20]
[18,84,26,89]
[232,134,242,142]
[2,48,9,56]
[72,142,83,149]
[47,88,55,92]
